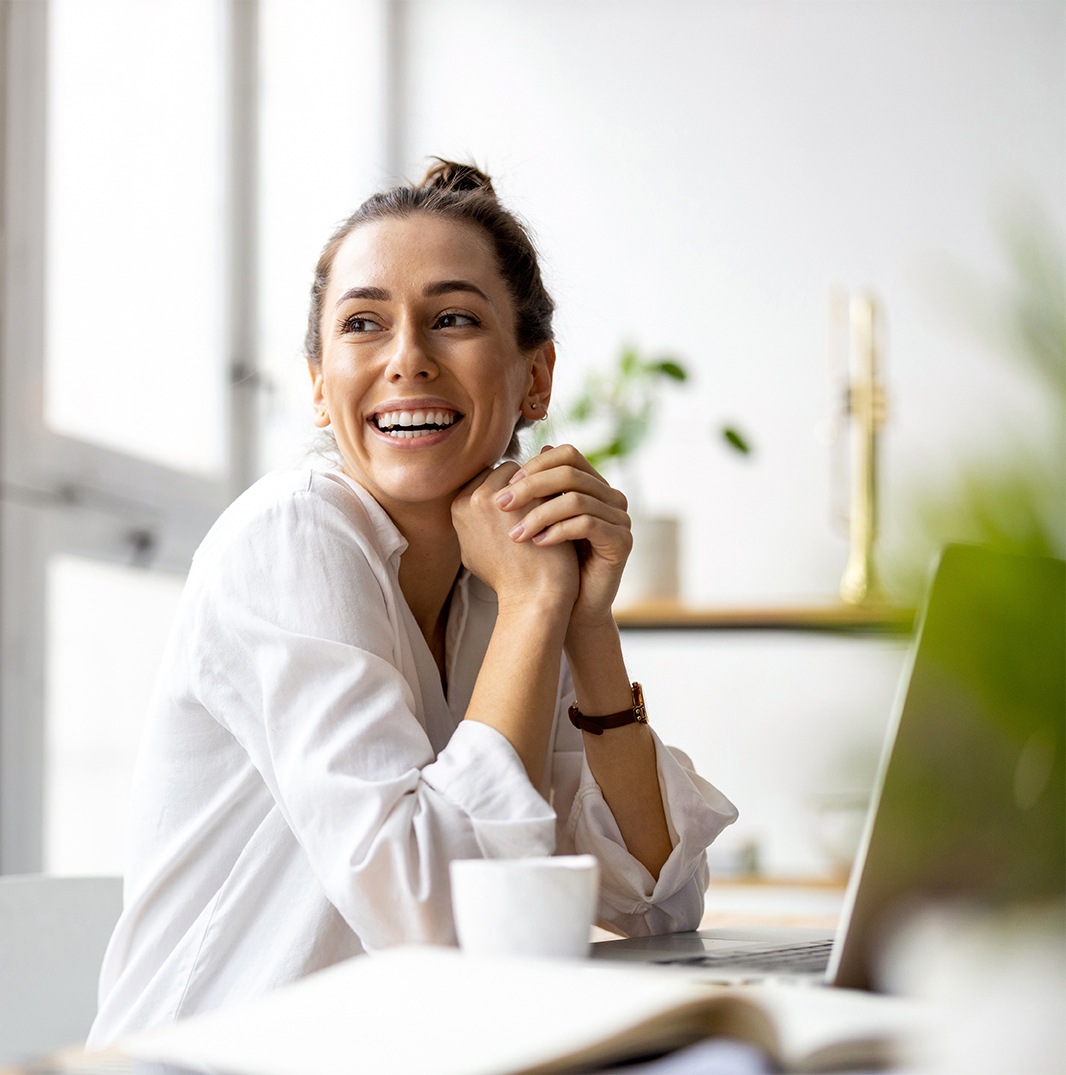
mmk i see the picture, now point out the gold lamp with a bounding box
[836,294,888,605]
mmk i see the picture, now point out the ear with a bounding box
[520,340,556,421]
[308,358,331,428]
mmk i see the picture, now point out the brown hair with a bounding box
[304,159,555,368]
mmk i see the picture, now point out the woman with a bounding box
[88,162,736,1045]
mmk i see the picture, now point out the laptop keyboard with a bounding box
[652,938,833,974]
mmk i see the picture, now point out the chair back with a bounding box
[0,874,122,1064]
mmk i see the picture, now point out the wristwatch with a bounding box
[568,682,648,736]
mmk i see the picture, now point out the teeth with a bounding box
[374,409,457,432]
[385,428,435,439]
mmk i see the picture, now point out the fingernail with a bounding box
[495,489,513,508]
[509,523,524,540]
[508,469,526,486]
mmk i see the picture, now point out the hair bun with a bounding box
[419,158,496,196]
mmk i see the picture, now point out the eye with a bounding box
[435,311,480,329]
[341,315,385,334]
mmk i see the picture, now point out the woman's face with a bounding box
[311,214,553,518]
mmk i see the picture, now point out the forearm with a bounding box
[565,618,673,879]
[463,596,572,786]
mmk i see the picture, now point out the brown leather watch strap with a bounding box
[568,682,648,736]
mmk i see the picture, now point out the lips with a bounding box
[371,406,462,439]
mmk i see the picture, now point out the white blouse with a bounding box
[88,469,737,1046]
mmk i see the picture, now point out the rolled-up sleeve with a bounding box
[549,666,737,937]
[421,720,557,860]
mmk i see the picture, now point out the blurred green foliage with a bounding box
[888,200,1065,599]
[877,549,1064,911]
[544,345,688,469]
[840,548,1063,988]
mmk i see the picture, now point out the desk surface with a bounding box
[590,879,846,943]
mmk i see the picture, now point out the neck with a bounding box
[392,499,463,659]
[342,472,464,671]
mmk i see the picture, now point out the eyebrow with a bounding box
[422,279,491,303]
[333,280,491,309]
[334,286,390,307]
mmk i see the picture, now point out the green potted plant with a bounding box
[537,345,689,608]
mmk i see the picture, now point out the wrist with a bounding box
[496,589,575,627]
[564,618,634,721]
[569,681,648,734]
[564,612,620,657]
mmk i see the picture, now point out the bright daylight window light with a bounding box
[44,556,185,876]
[44,0,227,477]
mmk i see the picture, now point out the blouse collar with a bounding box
[325,469,409,564]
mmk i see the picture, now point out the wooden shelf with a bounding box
[613,600,916,634]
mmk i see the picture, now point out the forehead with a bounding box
[325,214,503,304]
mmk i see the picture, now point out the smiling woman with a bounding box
[86,162,738,1047]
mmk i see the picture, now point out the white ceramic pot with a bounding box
[613,515,680,610]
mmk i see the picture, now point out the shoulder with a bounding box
[194,469,399,569]
[185,470,405,636]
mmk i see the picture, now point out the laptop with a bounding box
[591,544,1066,989]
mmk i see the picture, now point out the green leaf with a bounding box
[721,426,752,455]
[586,438,626,469]
[619,347,639,378]
[653,359,688,382]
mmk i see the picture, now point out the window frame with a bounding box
[0,0,259,873]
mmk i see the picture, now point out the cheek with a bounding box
[321,361,364,403]
[497,354,529,405]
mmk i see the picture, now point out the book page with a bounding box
[117,947,913,1075]
[119,948,722,1075]
[745,984,918,1073]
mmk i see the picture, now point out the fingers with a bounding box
[529,513,634,563]
[494,445,628,515]
[514,444,609,488]
[453,461,521,508]
[451,458,580,610]
[451,462,526,545]
[507,489,630,545]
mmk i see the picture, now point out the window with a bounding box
[0,0,258,873]
[45,0,227,476]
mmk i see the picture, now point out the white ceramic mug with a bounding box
[449,854,600,959]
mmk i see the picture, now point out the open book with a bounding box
[115,947,918,1074]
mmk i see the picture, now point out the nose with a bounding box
[384,323,439,383]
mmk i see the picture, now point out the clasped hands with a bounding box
[451,445,632,627]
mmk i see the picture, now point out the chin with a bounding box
[374,470,472,507]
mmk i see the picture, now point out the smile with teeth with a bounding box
[372,409,460,439]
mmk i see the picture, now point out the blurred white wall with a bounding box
[392,0,1063,603]
[260,0,1065,599]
